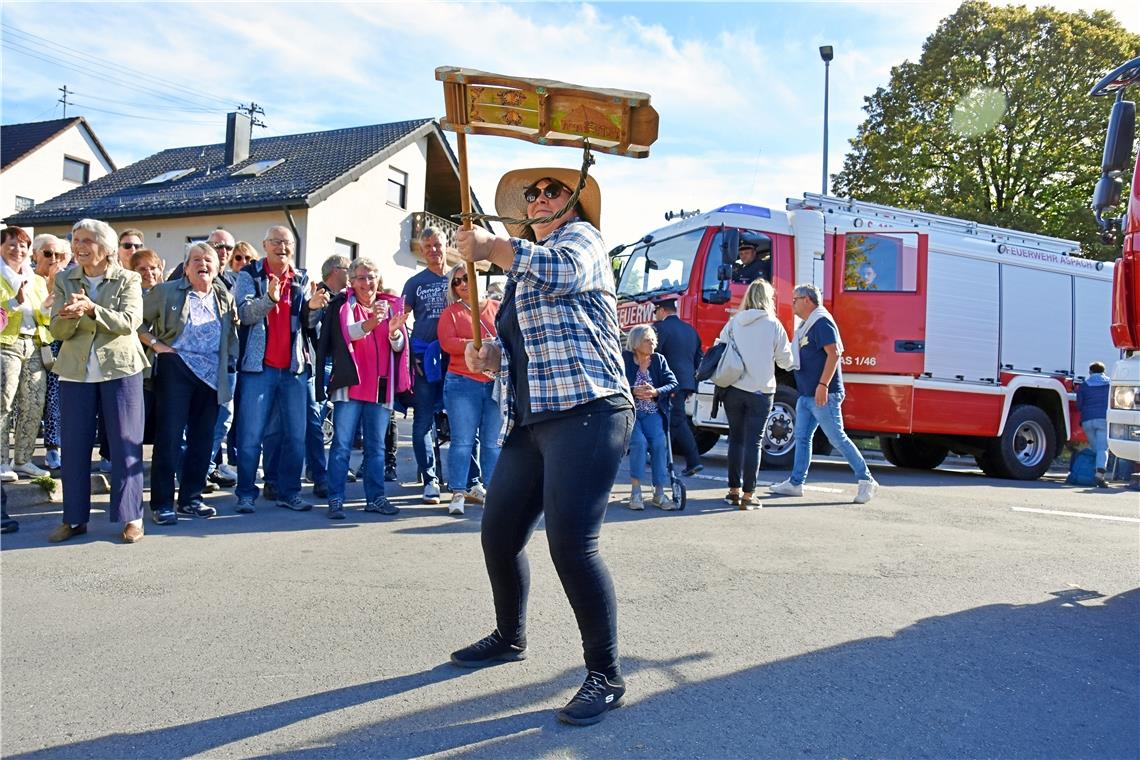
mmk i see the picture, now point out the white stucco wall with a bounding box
[0,124,114,225]
[305,138,429,296]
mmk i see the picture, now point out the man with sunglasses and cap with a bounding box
[733,232,771,284]
[453,167,634,727]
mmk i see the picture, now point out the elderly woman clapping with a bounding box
[1,225,54,483]
[139,242,238,526]
[49,218,148,544]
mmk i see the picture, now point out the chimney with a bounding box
[225,111,251,166]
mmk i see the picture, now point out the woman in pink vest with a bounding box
[315,257,410,519]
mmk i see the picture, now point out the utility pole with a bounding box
[237,102,267,130]
[58,85,72,118]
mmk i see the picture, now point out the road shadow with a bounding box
[7,590,1135,759]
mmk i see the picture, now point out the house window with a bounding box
[63,156,89,184]
[14,196,34,212]
[387,167,408,209]
[186,235,208,246]
[334,238,358,260]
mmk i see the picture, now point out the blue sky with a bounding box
[1,1,1135,246]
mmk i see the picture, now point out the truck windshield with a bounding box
[616,228,704,298]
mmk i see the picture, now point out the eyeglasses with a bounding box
[352,274,378,282]
[266,238,293,247]
[120,242,144,250]
[41,251,68,259]
[523,182,567,204]
[452,276,468,286]
[211,242,235,251]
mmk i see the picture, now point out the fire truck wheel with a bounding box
[761,386,832,469]
[881,435,948,470]
[987,404,1057,480]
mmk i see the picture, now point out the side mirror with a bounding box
[1093,174,1122,214]
[1102,98,1136,174]
[720,228,740,267]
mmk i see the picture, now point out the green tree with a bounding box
[832,1,1140,259]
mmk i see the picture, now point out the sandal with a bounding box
[724,491,741,505]
[739,493,760,511]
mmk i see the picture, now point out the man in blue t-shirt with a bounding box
[769,283,878,504]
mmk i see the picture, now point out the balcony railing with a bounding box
[409,209,492,271]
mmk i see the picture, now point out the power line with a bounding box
[66,101,224,126]
[0,39,233,113]
[70,90,223,114]
[1,24,237,109]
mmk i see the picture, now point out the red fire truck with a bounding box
[1091,56,1140,467]
[615,194,1117,480]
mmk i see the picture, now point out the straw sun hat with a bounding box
[494,167,601,240]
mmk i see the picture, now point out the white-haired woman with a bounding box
[139,242,238,526]
[718,278,794,509]
[622,323,678,510]
[315,257,410,519]
[49,218,148,544]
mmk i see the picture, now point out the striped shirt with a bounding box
[496,219,631,437]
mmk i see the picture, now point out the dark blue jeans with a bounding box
[481,405,633,679]
[236,367,309,501]
[60,375,144,524]
[411,361,443,485]
[150,354,220,510]
[263,371,328,488]
[668,391,702,470]
[721,385,772,493]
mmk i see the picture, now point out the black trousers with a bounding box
[721,385,772,493]
[150,354,220,510]
[668,391,702,470]
[480,405,633,679]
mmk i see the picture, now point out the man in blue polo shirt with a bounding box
[769,283,878,504]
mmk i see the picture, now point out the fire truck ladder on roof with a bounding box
[790,193,1081,257]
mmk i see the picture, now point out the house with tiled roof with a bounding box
[0,117,116,222]
[6,114,485,288]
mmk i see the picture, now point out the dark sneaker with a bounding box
[262,483,278,502]
[365,497,399,515]
[450,630,527,668]
[151,507,177,525]
[313,482,329,498]
[234,497,256,514]
[207,467,236,488]
[177,501,216,518]
[682,464,704,477]
[277,496,313,512]
[556,671,626,726]
[384,464,398,482]
[328,500,345,520]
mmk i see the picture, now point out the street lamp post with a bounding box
[820,45,834,196]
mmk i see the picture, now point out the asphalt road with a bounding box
[2,430,1138,760]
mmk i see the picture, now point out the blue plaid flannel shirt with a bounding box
[497,219,631,437]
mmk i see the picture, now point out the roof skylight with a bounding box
[231,159,285,177]
[142,168,195,185]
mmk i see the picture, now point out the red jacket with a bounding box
[437,300,499,382]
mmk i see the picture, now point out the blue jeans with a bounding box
[210,371,237,467]
[411,360,443,485]
[236,367,309,501]
[328,400,391,504]
[444,374,502,491]
[1082,418,1109,471]
[263,371,328,487]
[791,393,872,486]
[628,409,669,487]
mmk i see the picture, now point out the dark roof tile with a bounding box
[1,117,82,170]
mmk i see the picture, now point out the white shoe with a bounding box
[465,483,487,504]
[768,479,803,497]
[13,461,49,478]
[0,463,16,483]
[628,491,645,511]
[423,483,441,504]
[854,479,878,504]
[448,493,466,515]
[44,449,62,470]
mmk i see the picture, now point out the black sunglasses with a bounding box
[211,243,235,251]
[452,276,468,286]
[120,242,144,250]
[523,182,567,204]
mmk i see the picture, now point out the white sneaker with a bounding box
[448,493,466,515]
[768,479,803,497]
[44,449,62,470]
[13,461,49,478]
[628,491,645,511]
[423,483,441,504]
[465,483,487,504]
[854,479,878,504]
[0,463,16,483]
